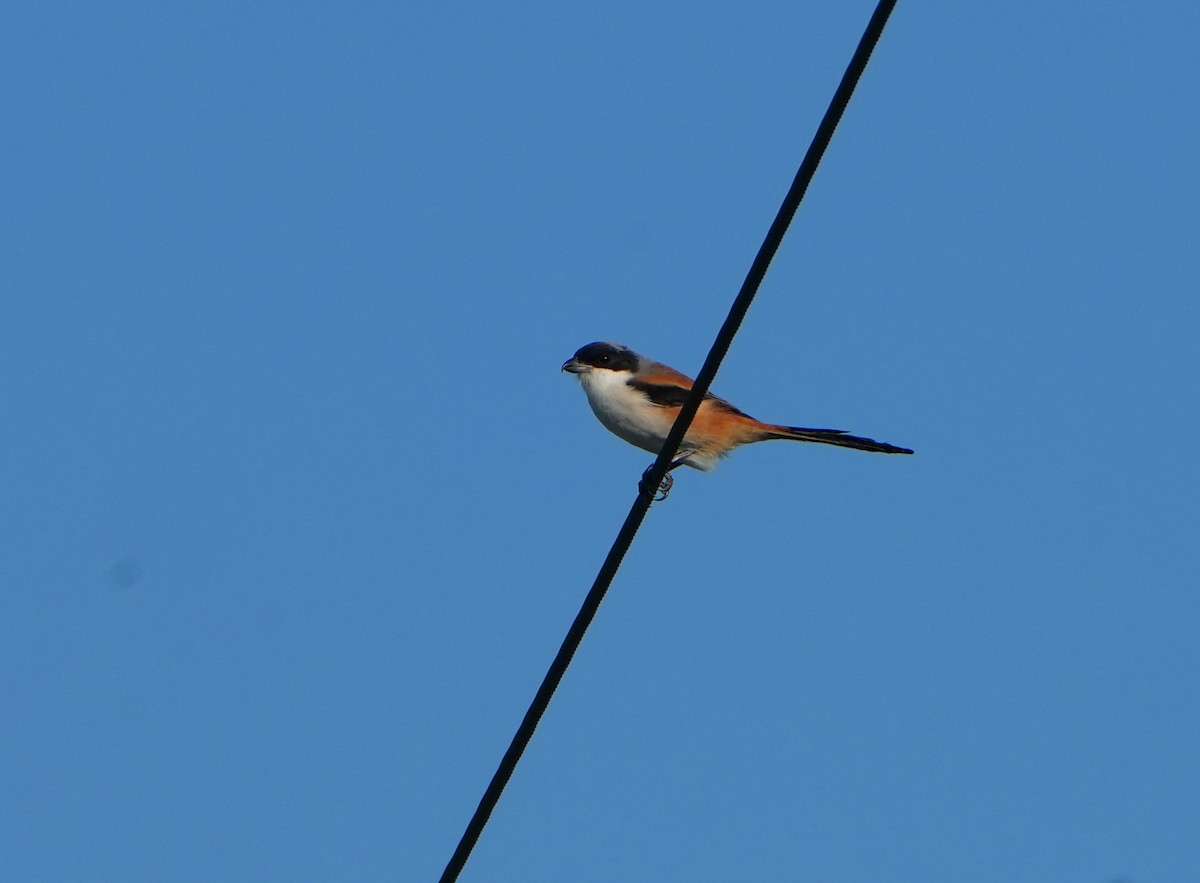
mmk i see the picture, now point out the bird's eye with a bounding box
[599,354,610,364]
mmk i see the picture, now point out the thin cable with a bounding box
[439,3,897,880]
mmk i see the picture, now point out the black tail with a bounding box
[765,425,913,455]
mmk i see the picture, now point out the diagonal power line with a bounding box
[439,3,898,880]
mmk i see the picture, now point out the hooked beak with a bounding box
[561,357,589,374]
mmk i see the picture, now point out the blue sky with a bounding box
[2,2,1197,880]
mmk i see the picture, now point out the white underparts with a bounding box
[576,370,717,470]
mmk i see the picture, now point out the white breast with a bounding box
[578,370,672,455]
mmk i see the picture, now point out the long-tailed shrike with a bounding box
[562,342,912,485]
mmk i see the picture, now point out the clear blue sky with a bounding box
[3,2,1197,880]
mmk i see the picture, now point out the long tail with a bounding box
[761,424,913,455]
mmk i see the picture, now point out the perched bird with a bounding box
[562,341,912,476]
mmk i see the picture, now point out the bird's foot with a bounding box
[639,468,673,502]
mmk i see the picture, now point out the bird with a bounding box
[562,341,912,481]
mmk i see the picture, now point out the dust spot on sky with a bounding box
[106,556,144,591]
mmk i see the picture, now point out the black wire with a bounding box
[439,3,897,880]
